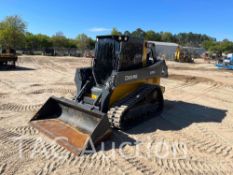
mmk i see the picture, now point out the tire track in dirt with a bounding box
[0,93,8,99]
[0,129,29,175]
[0,111,20,121]
[156,158,232,174]
[28,88,75,95]
[51,153,125,175]
[116,140,233,175]
[139,130,229,163]
[183,84,222,102]
[169,66,216,72]
[124,157,162,175]
[165,81,197,92]
[0,103,42,112]
[162,108,233,161]
[52,82,74,86]
[0,127,121,175]
[107,132,164,175]
[0,163,7,174]
[172,102,233,147]
[0,79,16,89]
[0,128,65,174]
[1,122,232,174]
[166,74,223,101]
[107,151,160,175]
[203,93,233,104]
[179,73,233,89]
[166,82,220,101]
[221,120,233,133]
[8,126,39,135]
[111,132,191,174]
[0,128,21,144]
[195,125,233,158]
[166,74,233,104]
[1,126,163,175]
[37,58,72,76]
[31,146,123,175]
[183,131,233,160]
[2,161,19,175]
[169,74,230,88]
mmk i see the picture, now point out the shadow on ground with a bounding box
[98,100,227,151]
[128,100,227,134]
[0,66,35,71]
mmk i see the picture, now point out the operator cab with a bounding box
[93,35,157,85]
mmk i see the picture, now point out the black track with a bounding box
[107,84,164,130]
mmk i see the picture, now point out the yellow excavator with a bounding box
[175,46,194,63]
[30,35,168,155]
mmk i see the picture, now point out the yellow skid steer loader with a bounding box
[30,35,168,155]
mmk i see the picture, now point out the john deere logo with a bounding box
[125,74,138,81]
[150,70,156,75]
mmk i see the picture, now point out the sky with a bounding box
[0,0,232,41]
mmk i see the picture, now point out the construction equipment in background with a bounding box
[30,35,168,155]
[84,50,95,58]
[203,52,211,63]
[0,48,17,68]
[216,53,233,70]
[175,46,194,63]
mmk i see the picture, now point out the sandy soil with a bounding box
[0,56,233,175]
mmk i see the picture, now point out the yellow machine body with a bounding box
[175,47,181,62]
[109,77,161,107]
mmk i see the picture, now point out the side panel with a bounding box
[109,60,167,107]
[112,60,167,86]
[109,77,160,107]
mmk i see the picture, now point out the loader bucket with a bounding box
[30,96,111,155]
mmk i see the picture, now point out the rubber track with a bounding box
[108,85,157,129]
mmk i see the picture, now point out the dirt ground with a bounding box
[0,56,233,175]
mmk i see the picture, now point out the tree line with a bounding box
[112,28,233,54]
[0,16,95,54]
[1,15,233,54]
[112,28,215,47]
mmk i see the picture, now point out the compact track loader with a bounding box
[175,46,194,63]
[30,35,168,155]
